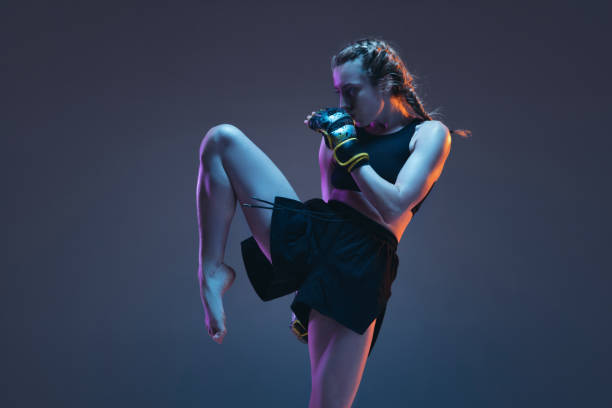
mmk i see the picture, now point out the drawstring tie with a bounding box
[240,196,347,263]
[240,196,347,223]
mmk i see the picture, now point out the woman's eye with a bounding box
[333,88,357,100]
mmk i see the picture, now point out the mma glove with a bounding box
[307,108,369,172]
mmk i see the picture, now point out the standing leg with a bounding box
[307,309,376,408]
[197,123,299,343]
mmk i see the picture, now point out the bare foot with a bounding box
[198,262,236,344]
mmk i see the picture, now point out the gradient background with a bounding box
[3,0,611,407]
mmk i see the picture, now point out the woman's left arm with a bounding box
[350,121,452,224]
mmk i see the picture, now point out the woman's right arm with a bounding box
[318,136,333,202]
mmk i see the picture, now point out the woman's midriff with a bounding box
[329,188,412,243]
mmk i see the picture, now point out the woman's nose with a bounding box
[340,103,352,112]
[338,95,353,113]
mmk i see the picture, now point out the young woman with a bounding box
[197,37,470,407]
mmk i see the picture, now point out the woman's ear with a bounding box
[376,76,394,99]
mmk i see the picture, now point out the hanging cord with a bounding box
[240,196,347,223]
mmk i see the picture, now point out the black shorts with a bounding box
[240,196,399,358]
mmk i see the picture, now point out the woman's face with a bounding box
[332,57,384,127]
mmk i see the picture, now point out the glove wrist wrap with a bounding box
[332,138,370,172]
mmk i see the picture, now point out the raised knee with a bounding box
[199,123,244,159]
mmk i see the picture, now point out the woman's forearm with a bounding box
[350,165,402,223]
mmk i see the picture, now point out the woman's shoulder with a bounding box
[411,120,450,151]
[415,119,449,134]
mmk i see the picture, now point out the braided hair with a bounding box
[331,37,472,138]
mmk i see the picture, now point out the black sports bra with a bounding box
[330,118,436,215]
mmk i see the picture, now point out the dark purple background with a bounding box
[3,1,610,407]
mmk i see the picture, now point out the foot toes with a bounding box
[212,331,226,343]
[208,327,226,340]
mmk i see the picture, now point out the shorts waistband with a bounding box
[242,196,398,249]
[325,199,398,248]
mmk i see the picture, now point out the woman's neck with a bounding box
[363,96,420,135]
[364,114,419,135]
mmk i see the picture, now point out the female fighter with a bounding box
[196,37,470,407]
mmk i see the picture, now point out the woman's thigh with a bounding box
[308,308,376,408]
[200,123,299,261]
